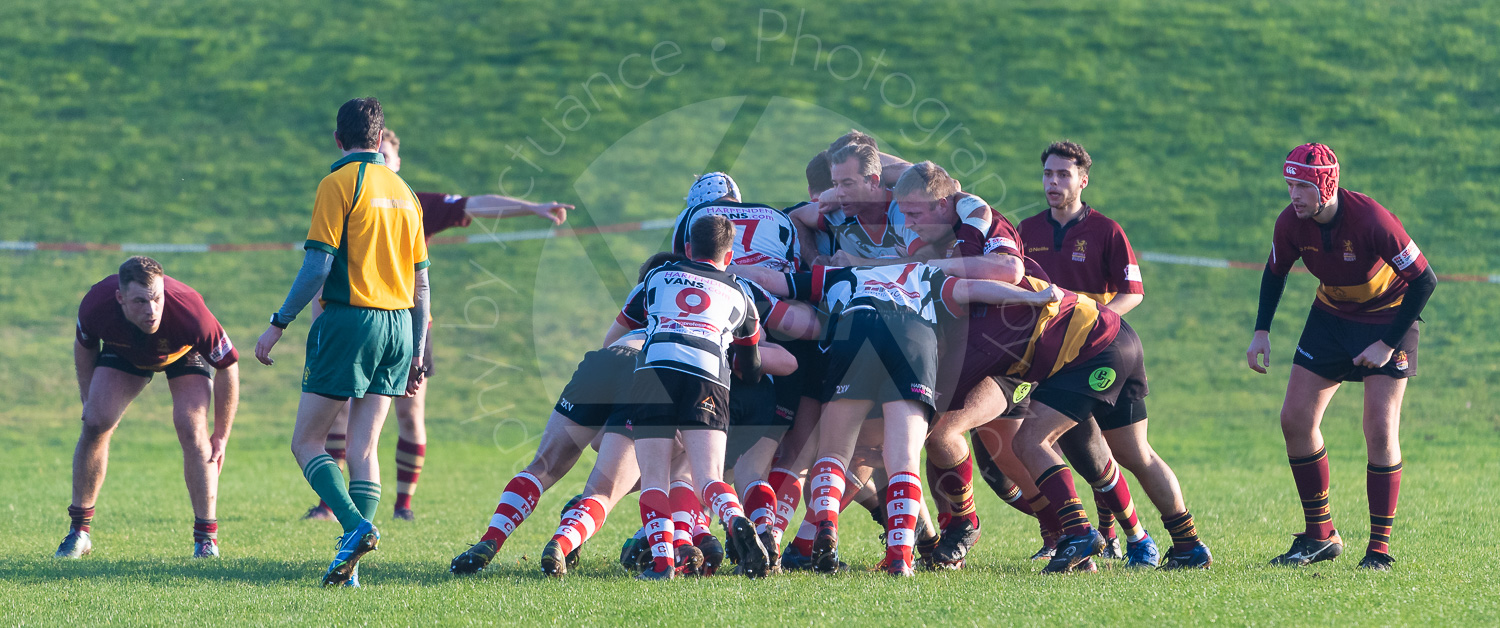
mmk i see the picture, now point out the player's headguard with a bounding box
[686,172,740,208]
[1284,143,1339,205]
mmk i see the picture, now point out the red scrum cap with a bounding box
[1284,143,1339,205]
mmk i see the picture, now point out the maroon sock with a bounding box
[1367,461,1402,554]
[1289,447,1334,539]
[926,458,952,529]
[1036,465,1091,537]
[1001,484,1036,517]
[68,505,94,533]
[193,518,218,544]
[933,454,979,528]
[1162,511,1199,553]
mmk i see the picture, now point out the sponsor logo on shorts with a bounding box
[697,396,717,412]
[1012,382,1032,404]
[1296,345,1314,360]
[910,383,933,398]
[558,398,574,411]
[1393,350,1409,371]
[835,384,850,394]
[1088,367,1116,392]
[1392,240,1421,270]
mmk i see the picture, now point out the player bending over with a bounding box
[57,256,240,559]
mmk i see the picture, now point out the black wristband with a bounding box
[269,313,290,329]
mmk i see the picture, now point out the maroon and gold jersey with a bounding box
[415,192,473,240]
[76,275,238,371]
[1268,188,1428,324]
[1019,205,1142,305]
[957,275,1119,384]
[907,193,1024,260]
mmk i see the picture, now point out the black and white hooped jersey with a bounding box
[786,263,964,327]
[671,201,801,272]
[815,193,915,260]
[617,260,762,388]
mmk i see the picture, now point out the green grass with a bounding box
[2,0,1500,625]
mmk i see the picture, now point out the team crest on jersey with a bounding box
[1393,351,1409,371]
[158,338,173,352]
[1343,239,1356,262]
[1072,240,1087,262]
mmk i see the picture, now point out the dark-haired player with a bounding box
[1247,143,1436,571]
[303,127,573,522]
[57,256,241,559]
[255,97,430,586]
[609,215,768,581]
[1017,141,1186,567]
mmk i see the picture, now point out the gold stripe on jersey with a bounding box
[1005,276,1062,378]
[1075,290,1117,306]
[1046,295,1102,378]
[1315,263,1402,311]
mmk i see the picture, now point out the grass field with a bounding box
[2,0,1499,625]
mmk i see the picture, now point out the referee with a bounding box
[254,97,431,587]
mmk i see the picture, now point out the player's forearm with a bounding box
[1254,264,1289,333]
[925,255,1023,283]
[411,268,430,358]
[271,249,334,328]
[212,363,239,438]
[790,206,822,266]
[758,342,798,377]
[954,279,1052,306]
[1105,293,1143,316]
[728,265,791,296]
[74,341,98,404]
[463,195,537,219]
[1380,267,1436,347]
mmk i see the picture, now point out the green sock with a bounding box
[349,480,382,521]
[302,454,363,533]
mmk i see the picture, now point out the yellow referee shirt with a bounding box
[305,152,430,311]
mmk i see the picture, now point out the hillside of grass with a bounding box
[1,0,1497,271]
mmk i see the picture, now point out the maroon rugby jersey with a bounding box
[1267,188,1428,324]
[952,272,1119,384]
[76,275,238,371]
[907,192,1024,260]
[415,192,473,240]
[1019,205,1142,305]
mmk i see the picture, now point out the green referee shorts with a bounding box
[302,302,413,399]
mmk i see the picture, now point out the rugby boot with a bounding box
[301,503,336,522]
[539,539,568,576]
[54,528,92,559]
[676,543,705,576]
[193,539,220,558]
[1124,533,1160,568]
[729,516,769,579]
[1159,542,1213,570]
[449,539,497,575]
[696,534,725,576]
[932,517,981,569]
[811,521,841,574]
[323,520,379,587]
[1098,533,1124,560]
[1358,550,1395,571]
[1042,529,1103,574]
[1269,530,1343,566]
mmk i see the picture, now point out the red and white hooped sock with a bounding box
[638,488,675,573]
[768,467,803,536]
[743,481,777,535]
[809,457,847,529]
[479,471,543,548]
[701,481,746,524]
[553,496,608,556]
[884,472,923,566]
[669,481,698,549]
